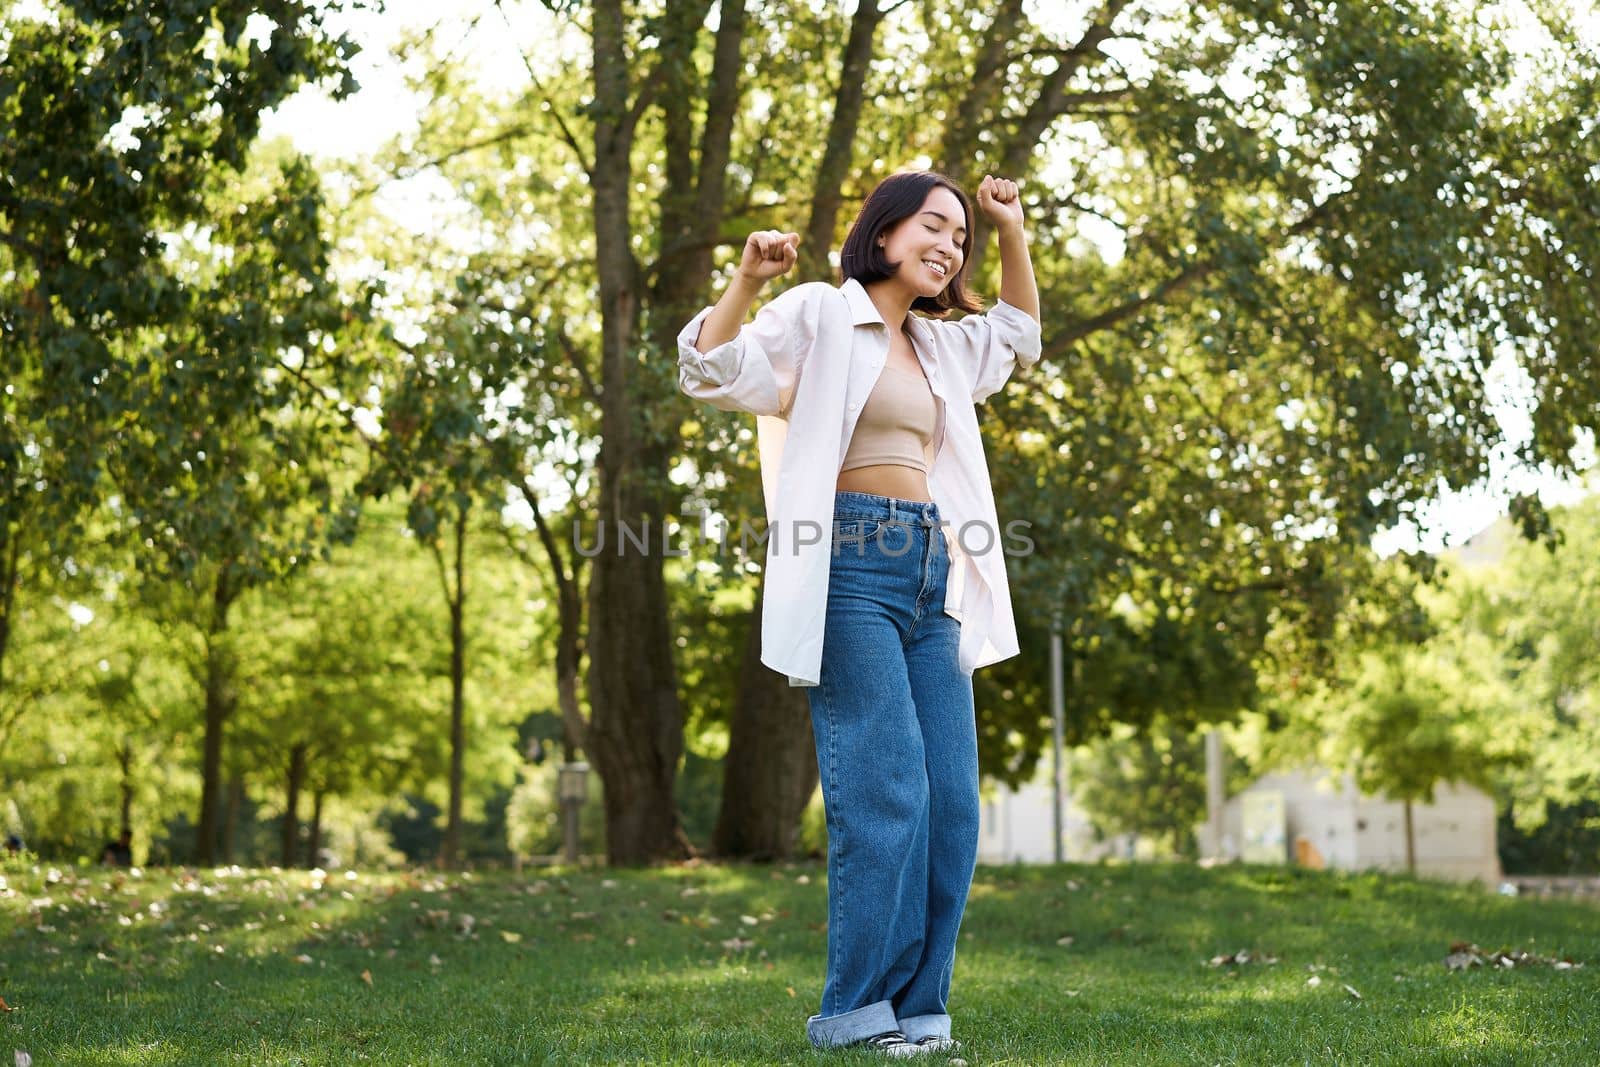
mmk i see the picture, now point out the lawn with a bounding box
[2,858,1597,1065]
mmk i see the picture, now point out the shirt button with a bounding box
[848,402,860,411]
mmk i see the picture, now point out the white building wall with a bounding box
[1223,770,1500,884]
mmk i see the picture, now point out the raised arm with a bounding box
[922,176,1043,403]
[694,230,800,351]
[678,230,812,416]
[977,175,1039,323]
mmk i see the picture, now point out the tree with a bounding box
[1454,497,1600,833]
[366,0,1600,863]
[357,280,548,866]
[104,149,372,864]
[1245,566,1528,871]
[1071,718,1209,858]
[228,511,449,867]
[0,0,364,711]
[0,541,195,861]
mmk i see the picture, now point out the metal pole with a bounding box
[558,762,589,866]
[1050,622,1066,865]
[563,800,580,864]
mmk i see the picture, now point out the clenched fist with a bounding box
[737,230,800,282]
[976,175,1024,231]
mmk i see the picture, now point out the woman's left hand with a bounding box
[976,174,1025,230]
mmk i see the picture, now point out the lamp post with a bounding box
[557,761,589,865]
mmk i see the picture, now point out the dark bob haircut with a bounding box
[838,170,982,317]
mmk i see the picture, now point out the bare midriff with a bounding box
[835,464,932,503]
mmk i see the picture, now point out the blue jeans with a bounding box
[804,491,980,1049]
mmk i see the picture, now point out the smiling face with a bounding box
[838,171,982,315]
[877,187,970,300]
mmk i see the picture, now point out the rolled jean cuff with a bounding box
[806,999,899,1049]
[897,1013,952,1042]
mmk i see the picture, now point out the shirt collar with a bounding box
[839,277,937,348]
[840,277,882,327]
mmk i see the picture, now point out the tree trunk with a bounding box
[221,774,244,865]
[556,619,584,764]
[307,789,324,869]
[583,0,695,867]
[117,741,134,838]
[586,492,692,865]
[935,0,1026,180]
[716,0,879,859]
[282,742,306,868]
[0,518,18,702]
[713,592,819,859]
[441,502,469,868]
[195,563,237,865]
[523,483,588,763]
[800,0,887,279]
[1403,798,1416,874]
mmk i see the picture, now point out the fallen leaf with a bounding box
[740,915,760,926]
[786,986,797,998]
[0,998,11,1013]
[1306,975,1322,988]
[1207,949,1278,967]
[360,970,373,986]
[293,954,313,965]
[720,937,756,951]
[1442,942,1582,972]
[500,930,523,944]
[1056,936,1075,947]
[17,1051,33,1067]
[1343,984,1362,1000]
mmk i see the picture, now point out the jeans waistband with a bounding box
[832,490,941,527]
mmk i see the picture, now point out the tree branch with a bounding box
[692,0,747,229]
[802,0,888,279]
[1043,184,1362,356]
[553,324,602,404]
[936,0,1026,179]
[345,124,540,206]
[996,0,1136,180]
[494,0,595,178]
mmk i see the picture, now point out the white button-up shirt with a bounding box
[677,277,1042,687]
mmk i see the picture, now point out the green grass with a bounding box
[3,859,1598,1065]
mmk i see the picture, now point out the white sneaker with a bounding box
[915,1035,960,1052]
[855,1030,930,1058]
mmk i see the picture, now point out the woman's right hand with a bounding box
[737,230,800,283]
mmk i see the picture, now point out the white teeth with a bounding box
[923,260,947,276]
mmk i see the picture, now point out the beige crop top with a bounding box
[840,364,937,473]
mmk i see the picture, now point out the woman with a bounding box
[677,170,1040,1057]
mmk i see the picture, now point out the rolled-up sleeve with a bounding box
[677,286,811,417]
[934,299,1043,403]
